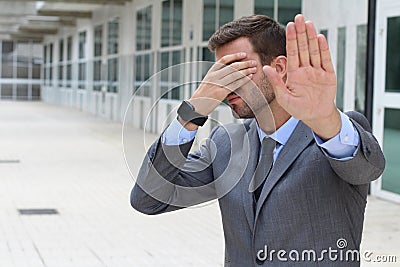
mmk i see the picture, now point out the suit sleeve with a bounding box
[322,111,385,185]
[130,126,219,215]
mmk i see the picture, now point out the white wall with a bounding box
[303,0,368,112]
[303,0,368,28]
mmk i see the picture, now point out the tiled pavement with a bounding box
[0,101,398,267]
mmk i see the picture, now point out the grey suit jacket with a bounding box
[131,111,385,266]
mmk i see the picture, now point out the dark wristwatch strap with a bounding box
[177,100,208,126]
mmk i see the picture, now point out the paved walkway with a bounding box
[0,101,398,267]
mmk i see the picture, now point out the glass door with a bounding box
[371,0,400,202]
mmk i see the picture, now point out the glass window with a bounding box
[254,0,302,25]
[94,25,103,57]
[219,0,234,26]
[192,47,215,96]
[32,43,42,78]
[172,1,183,46]
[198,46,214,79]
[278,0,302,25]
[320,29,328,40]
[16,84,28,99]
[58,65,63,87]
[134,56,142,95]
[336,27,346,111]
[43,67,47,84]
[161,0,183,47]
[134,53,153,97]
[144,54,151,81]
[59,39,64,62]
[145,7,152,50]
[66,37,72,88]
[201,47,214,62]
[107,58,118,93]
[382,108,400,194]
[171,50,181,82]
[78,63,86,89]
[32,60,41,79]
[1,84,12,98]
[202,0,233,41]
[160,51,169,98]
[44,45,47,64]
[108,18,119,55]
[203,0,217,42]
[170,84,180,100]
[136,6,152,51]
[171,51,182,102]
[385,16,400,92]
[58,39,64,87]
[49,43,53,64]
[161,0,171,47]
[16,42,30,79]
[79,31,86,59]
[67,36,72,61]
[1,41,14,78]
[49,66,53,85]
[93,60,102,91]
[32,84,41,99]
[66,64,72,88]
[254,0,274,18]
[355,24,367,114]
[159,50,183,100]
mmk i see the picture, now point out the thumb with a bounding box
[262,65,290,100]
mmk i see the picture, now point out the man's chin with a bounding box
[230,109,254,119]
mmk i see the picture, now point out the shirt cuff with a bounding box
[313,111,360,160]
[161,117,197,145]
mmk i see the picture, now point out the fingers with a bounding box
[286,22,299,72]
[206,55,257,90]
[219,66,256,86]
[318,34,334,73]
[262,65,291,102]
[305,21,321,68]
[224,73,254,92]
[218,59,257,79]
[294,15,310,67]
[209,52,247,72]
[288,14,325,69]
[215,64,256,92]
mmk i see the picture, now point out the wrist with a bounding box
[306,109,341,141]
[187,97,212,116]
[177,116,199,131]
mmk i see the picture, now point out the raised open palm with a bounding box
[263,14,341,140]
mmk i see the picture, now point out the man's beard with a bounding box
[230,75,275,119]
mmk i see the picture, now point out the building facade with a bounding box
[1,0,399,202]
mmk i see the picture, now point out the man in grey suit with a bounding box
[131,14,385,266]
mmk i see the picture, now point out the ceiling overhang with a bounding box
[0,0,130,42]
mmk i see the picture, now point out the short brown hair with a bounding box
[208,15,286,65]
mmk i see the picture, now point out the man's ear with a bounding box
[272,56,287,79]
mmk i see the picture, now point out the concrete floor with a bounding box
[0,101,398,267]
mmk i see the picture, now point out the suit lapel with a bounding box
[254,121,314,223]
[240,120,260,232]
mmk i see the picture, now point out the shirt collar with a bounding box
[256,117,299,146]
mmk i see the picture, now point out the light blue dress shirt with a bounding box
[162,111,359,160]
